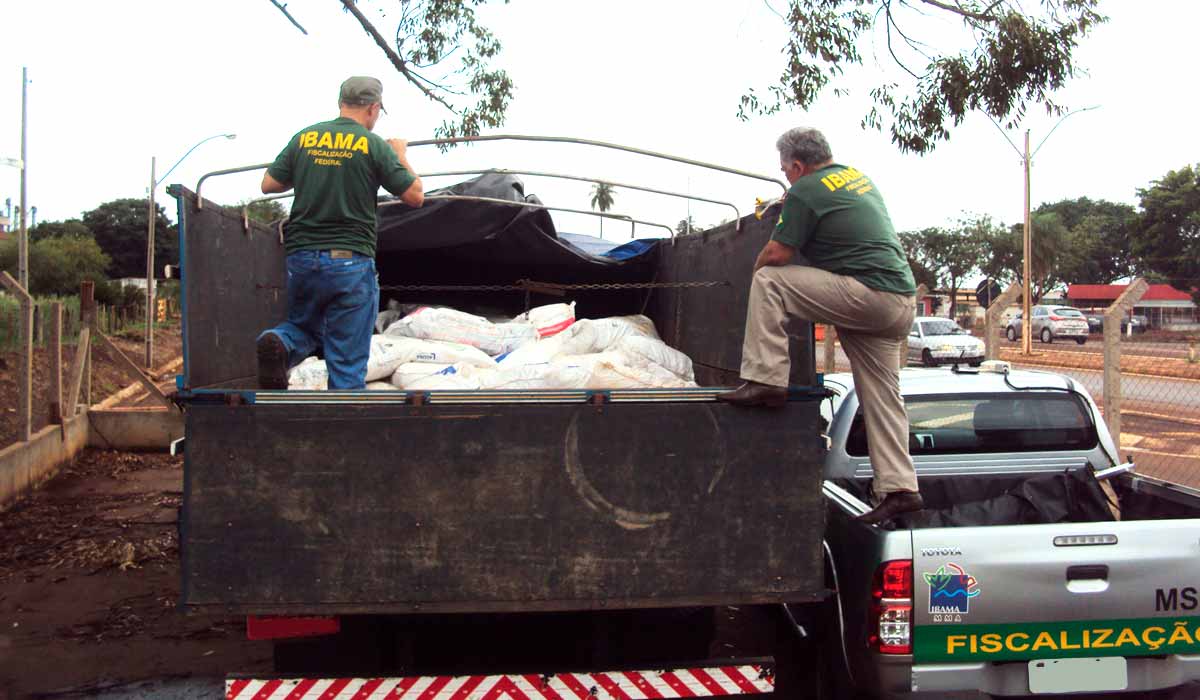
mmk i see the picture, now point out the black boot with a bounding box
[256,333,289,390]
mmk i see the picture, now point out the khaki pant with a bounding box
[740,265,918,495]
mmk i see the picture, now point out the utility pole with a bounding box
[18,66,29,289]
[146,156,156,369]
[1022,130,1032,355]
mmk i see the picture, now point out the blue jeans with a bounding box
[258,250,378,390]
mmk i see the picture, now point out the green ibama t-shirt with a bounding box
[268,116,416,258]
[772,163,916,296]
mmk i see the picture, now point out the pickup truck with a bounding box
[168,148,829,697]
[816,364,1200,698]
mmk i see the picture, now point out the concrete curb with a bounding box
[0,413,90,511]
[0,356,184,511]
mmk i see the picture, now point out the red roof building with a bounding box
[1067,284,1197,329]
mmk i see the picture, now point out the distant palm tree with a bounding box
[590,182,616,238]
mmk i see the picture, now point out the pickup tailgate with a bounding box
[912,520,1200,664]
[182,394,827,613]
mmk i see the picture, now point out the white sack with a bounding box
[563,351,698,390]
[617,335,695,382]
[404,364,485,391]
[556,316,659,356]
[390,362,454,388]
[287,357,328,390]
[385,306,537,356]
[477,359,593,391]
[514,302,576,338]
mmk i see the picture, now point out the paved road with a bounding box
[997,336,1196,360]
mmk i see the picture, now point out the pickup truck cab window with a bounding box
[845,392,1098,456]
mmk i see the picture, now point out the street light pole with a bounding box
[18,66,28,289]
[1022,130,1032,355]
[987,106,1098,356]
[145,132,236,369]
[145,156,156,368]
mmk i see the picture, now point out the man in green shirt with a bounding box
[256,76,424,391]
[717,127,921,524]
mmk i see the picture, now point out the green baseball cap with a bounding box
[339,76,387,113]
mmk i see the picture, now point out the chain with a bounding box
[379,279,728,293]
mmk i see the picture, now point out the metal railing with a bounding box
[420,168,743,231]
[195,133,785,207]
[392,194,676,239]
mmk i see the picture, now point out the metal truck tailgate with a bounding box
[182,397,826,613]
[912,520,1200,664]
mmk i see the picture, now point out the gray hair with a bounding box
[776,127,833,166]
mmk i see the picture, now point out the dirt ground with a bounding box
[0,449,271,699]
[0,325,182,450]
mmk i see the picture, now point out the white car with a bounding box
[907,316,984,367]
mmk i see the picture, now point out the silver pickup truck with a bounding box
[815,363,1200,698]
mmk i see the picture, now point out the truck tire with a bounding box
[816,598,874,700]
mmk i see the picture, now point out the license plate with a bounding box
[1028,657,1127,693]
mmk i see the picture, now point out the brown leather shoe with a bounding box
[856,491,924,525]
[715,380,787,408]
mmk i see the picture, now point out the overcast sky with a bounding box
[1,1,1196,240]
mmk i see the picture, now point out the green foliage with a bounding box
[590,182,616,213]
[1133,165,1200,304]
[902,217,990,316]
[29,218,90,243]
[82,198,178,279]
[233,198,288,224]
[675,217,700,235]
[993,212,1073,301]
[1035,197,1137,284]
[590,182,616,237]
[0,236,110,296]
[742,1,1105,154]
[339,0,513,146]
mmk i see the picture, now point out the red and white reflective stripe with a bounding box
[226,666,774,699]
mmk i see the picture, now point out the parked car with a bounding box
[1004,305,1089,344]
[1075,313,1149,335]
[907,317,984,366]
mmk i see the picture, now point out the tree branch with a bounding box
[916,0,1002,23]
[267,0,308,35]
[339,0,460,115]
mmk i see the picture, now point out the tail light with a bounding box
[246,615,340,640]
[1049,315,1064,321]
[869,560,913,655]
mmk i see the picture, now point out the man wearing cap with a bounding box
[716,127,921,524]
[256,76,424,390]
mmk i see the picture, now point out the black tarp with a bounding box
[838,468,1116,529]
[375,173,653,269]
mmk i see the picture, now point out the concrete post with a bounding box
[823,326,836,374]
[0,271,32,441]
[984,283,1023,361]
[82,282,95,407]
[1102,278,1149,454]
[49,302,62,424]
[901,284,928,368]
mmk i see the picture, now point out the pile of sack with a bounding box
[287,302,698,391]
